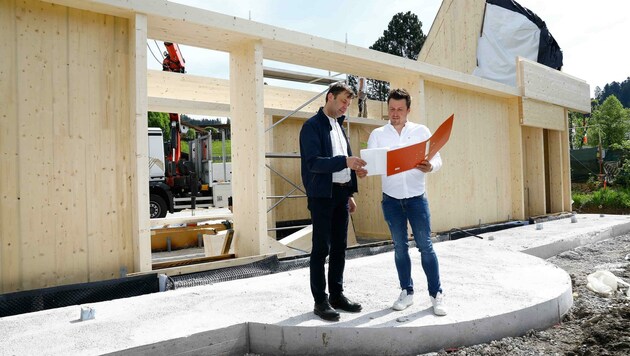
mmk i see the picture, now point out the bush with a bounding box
[572,192,592,209]
[572,187,630,214]
[613,160,630,187]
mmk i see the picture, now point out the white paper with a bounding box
[360,148,388,176]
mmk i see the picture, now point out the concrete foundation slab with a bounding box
[0,214,627,355]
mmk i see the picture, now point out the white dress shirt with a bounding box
[327,115,351,184]
[367,121,442,199]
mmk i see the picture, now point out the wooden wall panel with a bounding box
[508,98,525,220]
[268,118,309,223]
[547,130,565,213]
[522,126,546,217]
[53,7,87,287]
[352,122,390,239]
[0,0,134,293]
[419,0,486,74]
[0,0,21,293]
[16,0,64,290]
[424,83,514,232]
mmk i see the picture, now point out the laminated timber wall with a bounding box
[0,0,590,292]
[0,0,150,293]
[418,0,588,223]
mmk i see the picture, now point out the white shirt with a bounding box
[328,116,351,183]
[367,121,442,199]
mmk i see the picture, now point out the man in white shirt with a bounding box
[366,88,447,316]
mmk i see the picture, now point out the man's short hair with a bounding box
[326,82,356,102]
[387,88,411,109]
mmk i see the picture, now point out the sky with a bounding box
[149,0,630,98]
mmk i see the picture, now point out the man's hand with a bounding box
[346,156,367,171]
[416,160,433,173]
[348,197,357,213]
[356,167,368,178]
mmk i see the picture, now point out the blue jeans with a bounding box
[381,193,442,297]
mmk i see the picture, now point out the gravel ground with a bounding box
[424,234,630,356]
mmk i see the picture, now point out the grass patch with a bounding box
[212,139,231,159]
[572,186,630,214]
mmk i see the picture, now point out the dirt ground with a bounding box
[425,234,630,356]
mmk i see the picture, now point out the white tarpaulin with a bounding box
[473,0,563,87]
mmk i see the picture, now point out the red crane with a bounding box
[162,42,186,180]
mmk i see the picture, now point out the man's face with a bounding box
[388,98,410,126]
[326,92,352,117]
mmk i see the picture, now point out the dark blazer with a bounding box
[300,107,358,198]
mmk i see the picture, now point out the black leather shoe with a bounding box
[314,300,340,321]
[330,294,362,313]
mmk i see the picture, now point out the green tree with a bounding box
[597,78,630,109]
[368,11,426,100]
[347,75,358,95]
[569,111,588,149]
[148,111,169,134]
[588,95,630,149]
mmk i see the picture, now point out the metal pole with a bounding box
[221,128,227,181]
[265,86,329,133]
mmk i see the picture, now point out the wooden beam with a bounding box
[522,126,546,217]
[149,212,233,228]
[133,253,279,277]
[151,253,236,270]
[278,225,312,253]
[508,98,525,220]
[547,130,565,213]
[148,97,230,117]
[263,66,340,85]
[47,1,598,115]
[45,0,521,99]
[131,13,152,272]
[0,0,20,293]
[230,40,268,256]
[519,98,566,131]
[517,57,591,113]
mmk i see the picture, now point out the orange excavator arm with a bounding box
[162,42,186,164]
[162,42,186,73]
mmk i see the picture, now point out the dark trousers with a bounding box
[308,185,351,303]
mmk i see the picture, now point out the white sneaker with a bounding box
[392,290,414,311]
[431,292,447,316]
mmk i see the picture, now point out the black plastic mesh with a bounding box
[0,274,159,318]
[436,220,529,240]
[168,241,395,290]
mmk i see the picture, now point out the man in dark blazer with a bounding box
[299,82,367,321]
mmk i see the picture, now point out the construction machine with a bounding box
[149,42,232,219]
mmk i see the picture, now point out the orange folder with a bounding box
[386,114,454,176]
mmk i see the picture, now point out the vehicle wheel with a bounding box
[150,194,168,219]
